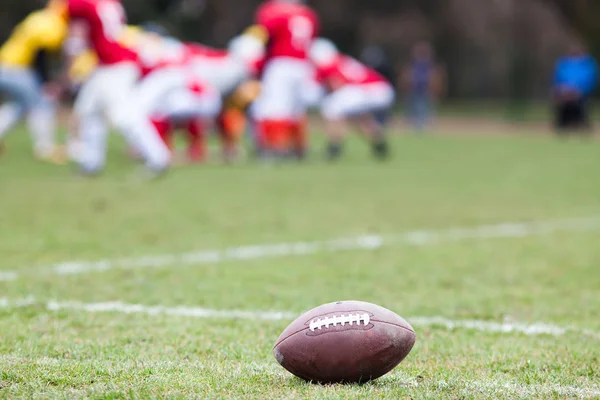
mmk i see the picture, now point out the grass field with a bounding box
[1,125,600,399]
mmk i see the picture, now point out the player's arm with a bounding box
[32,15,69,99]
[242,25,269,45]
[37,15,68,52]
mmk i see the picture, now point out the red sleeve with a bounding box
[314,65,331,85]
[67,0,87,19]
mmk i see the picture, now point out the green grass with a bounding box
[1,127,600,399]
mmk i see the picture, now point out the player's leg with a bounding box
[105,64,172,174]
[0,67,35,152]
[289,66,314,161]
[362,83,395,159]
[77,113,109,175]
[184,119,204,162]
[73,70,106,172]
[254,59,302,158]
[26,92,62,162]
[0,66,61,161]
[72,72,109,174]
[320,85,367,160]
[150,116,173,152]
[217,108,246,162]
[247,103,263,158]
[0,102,23,143]
[158,82,223,163]
[410,91,431,132]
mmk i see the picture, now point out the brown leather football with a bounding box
[273,300,416,383]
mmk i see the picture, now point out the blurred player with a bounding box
[399,42,446,132]
[65,23,191,162]
[65,0,171,176]
[151,33,266,164]
[309,38,395,160]
[253,0,319,159]
[159,32,264,163]
[0,0,68,162]
[217,80,262,162]
[187,31,266,100]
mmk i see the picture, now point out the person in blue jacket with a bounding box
[553,43,598,134]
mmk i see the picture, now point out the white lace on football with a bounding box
[309,313,370,331]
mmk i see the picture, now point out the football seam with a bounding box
[273,319,415,349]
[273,327,308,349]
[373,320,416,334]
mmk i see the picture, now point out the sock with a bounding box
[0,103,22,139]
[326,141,343,161]
[372,136,390,160]
[27,104,58,158]
[78,114,108,174]
[130,117,171,172]
[256,120,269,154]
[262,120,293,154]
[67,136,83,163]
[151,117,173,151]
[219,109,246,159]
[186,119,206,162]
[290,119,308,160]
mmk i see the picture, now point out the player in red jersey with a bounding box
[65,0,170,176]
[309,38,395,161]
[132,41,222,164]
[133,34,265,164]
[187,33,265,99]
[252,0,319,159]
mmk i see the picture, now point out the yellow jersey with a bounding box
[0,10,68,68]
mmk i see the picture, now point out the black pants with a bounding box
[555,98,591,132]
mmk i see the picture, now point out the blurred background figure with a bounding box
[399,41,445,133]
[552,43,598,136]
[0,0,68,163]
[360,45,395,85]
[310,38,394,161]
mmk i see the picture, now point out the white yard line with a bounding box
[0,355,599,398]
[44,300,297,321]
[41,215,600,277]
[1,297,598,340]
[443,379,600,399]
[1,216,598,282]
[409,316,570,337]
[0,271,18,282]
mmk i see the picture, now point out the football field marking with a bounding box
[0,271,18,282]
[444,379,600,399]
[1,297,598,340]
[41,215,600,277]
[1,216,599,282]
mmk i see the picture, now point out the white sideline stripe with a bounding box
[445,380,600,399]
[0,271,18,282]
[1,298,598,340]
[43,216,600,276]
[1,356,599,399]
[409,316,570,337]
[44,300,297,321]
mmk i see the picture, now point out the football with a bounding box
[273,300,416,383]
